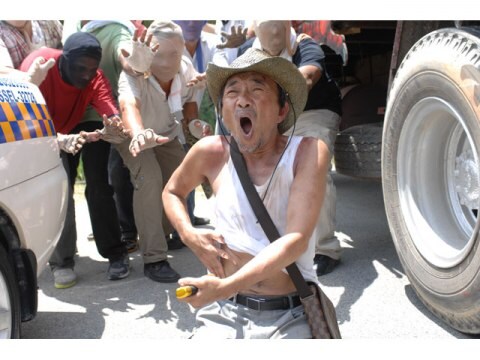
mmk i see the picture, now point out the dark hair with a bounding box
[277,83,287,108]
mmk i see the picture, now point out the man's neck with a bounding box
[185,40,199,58]
[241,135,287,186]
[154,76,173,96]
[12,21,33,41]
[242,134,284,163]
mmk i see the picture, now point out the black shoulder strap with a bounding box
[229,138,312,298]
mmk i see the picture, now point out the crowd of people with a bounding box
[0,20,347,338]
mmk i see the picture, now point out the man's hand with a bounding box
[183,228,239,278]
[56,132,87,155]
[177,274,230,308]
[188,119,213,139]
[95,114,131,144]
[217,25,248,49]
[186,72,207,89]
[27,56,55,86]
[128,128,170,157]
[120,28,159,74]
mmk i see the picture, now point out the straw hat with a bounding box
[206,48,307,133]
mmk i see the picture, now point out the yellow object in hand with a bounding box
[176,285,198,299]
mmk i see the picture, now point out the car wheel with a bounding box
[0,244,21,338]
[334,122,382,179]
[382,27,480,334]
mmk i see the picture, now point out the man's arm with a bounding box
[296,38,325,91]
[119,94,164,157]
[181,100,198,139]
[177,137,330,307]
[118,75,169,157]
[90,70,119,117]
[182,101,198,123]
[163,136,234,277]
[298,64,322,91]
[119,94,144,135]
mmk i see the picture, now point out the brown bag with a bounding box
[230,139,342,339]
[302,282,342,339]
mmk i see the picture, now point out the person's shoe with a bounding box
[108,255,130,280]
[167,232,185,250]
[314,254,340,276]
[144,260,180,283]
[87,233,95,241]
[193,216,210,226]
[122,237,138,253]
[53,268,77,289]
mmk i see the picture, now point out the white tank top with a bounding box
[214,136,318,283]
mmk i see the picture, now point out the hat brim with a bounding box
[206,49,308,134]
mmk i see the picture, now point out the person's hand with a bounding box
[183,228,238,278]
[94,114,131,144]
[27,56,55,86]
[128,128,170,157]
[186,72,207,89]
[120,28,159,74]
[188,119,212,139]
[217,25,248,49]
[56,132,87,155]
[177,274,231,308]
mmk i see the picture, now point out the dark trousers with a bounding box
[78,121,126,261]
[108,146,137,241]
[49,121,126,269]
[48,152,77,269]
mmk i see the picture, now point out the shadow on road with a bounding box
[21,247,205,339]
[321,174,405,325]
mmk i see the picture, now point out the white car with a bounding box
[0,77,68,338]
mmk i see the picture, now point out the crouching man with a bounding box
[162,48,329,338]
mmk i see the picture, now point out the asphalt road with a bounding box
[20,172,473,340]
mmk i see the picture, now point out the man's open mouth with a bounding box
[240,117,253,135]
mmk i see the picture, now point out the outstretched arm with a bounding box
[119,95,169,157]
[163,136,233,277]
[177,137,330,308]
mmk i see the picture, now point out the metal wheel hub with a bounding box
[454,149,480,210]
[397,96,479,268]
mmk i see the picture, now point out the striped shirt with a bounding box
[0,21,63,69]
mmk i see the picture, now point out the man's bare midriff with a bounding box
[221,247,297,296]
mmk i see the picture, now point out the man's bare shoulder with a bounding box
[294,136,329,170]
[189,135,230,166]
[298,136,328,155]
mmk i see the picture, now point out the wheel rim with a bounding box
[397,96,480,268]
[0,269,12,338]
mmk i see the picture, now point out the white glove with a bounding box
[121,29,158,74]
[128,128,169,157]
[94,114,130,144]
[27,56,55,86]
[57,133,86,155]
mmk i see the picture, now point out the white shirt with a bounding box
[118,56,197,144]
[213,136,318,283]
[183,31,229,108]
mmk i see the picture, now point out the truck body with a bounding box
[330,20,480,334]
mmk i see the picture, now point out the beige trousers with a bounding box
[116,139,186,264]
[284,109,342,260]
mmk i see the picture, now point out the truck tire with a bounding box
[0,244,21,338]
[334,123,382,179]
[382,27,480,334]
